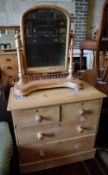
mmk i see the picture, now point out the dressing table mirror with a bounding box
[14,4,83,96]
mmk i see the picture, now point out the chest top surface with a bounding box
[7,81,106,111]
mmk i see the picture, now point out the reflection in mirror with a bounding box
[23,9,67,69]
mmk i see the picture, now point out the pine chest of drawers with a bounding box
[7,82,106,174]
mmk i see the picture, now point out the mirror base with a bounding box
[14,78,83,96]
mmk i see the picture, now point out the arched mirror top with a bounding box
[20,4,71,74]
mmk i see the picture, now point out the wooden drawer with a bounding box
[12,105,59,127]
[0,54,18,76]
[16,116,98,145]
[0,54,17,63]
[19,135,95,163]
[62,99,101,122]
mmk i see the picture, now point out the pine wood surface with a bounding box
[14,78,83,96]
[12,99,100,128]
[8,80,106,173]
[19,135,95,163]
[15,118,97,145]
[8,69,108,175]
[7,81,106,110]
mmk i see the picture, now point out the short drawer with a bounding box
[12,105,59,127]
[62,99,101,122]
[0,55,18,75]
[0,54,17,64]
[16,116,98,146]
[19,135,95,163]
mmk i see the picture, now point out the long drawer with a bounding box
[19,135,95,163]
[20,149,96,173]
[16,116,98,145]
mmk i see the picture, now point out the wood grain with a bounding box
[8,82,105,173]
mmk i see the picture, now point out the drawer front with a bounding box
[19,135,95,163]
[16,116,98,145]
[12,106,59,127]
[0,55,18,76]
[62,99,101,122]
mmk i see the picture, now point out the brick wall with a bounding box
[74,0,88,48]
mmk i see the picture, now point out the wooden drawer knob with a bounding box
[6,58,11,61]
[40,150,45,156]
[37,132,44,140]
[79,109,86,116]
[7,66,12,70]
[37,132,54,140]
[78,109,86,121]
[35,114,43,123]
[76,126,85,133]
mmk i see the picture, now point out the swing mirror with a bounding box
[20,4,71,74]
[14,4,83,96]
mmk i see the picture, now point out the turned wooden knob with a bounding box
[35,114,43,123]
[79,109,86,116]
[76,126,85,133]
[40,150,45,156]
[37,132,44,140]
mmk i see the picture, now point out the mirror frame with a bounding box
[14,4,83,96]
[20,4,71,75]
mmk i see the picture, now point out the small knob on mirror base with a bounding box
[76,126,85,133]
[37,132,44,140]
[35,114,43,123]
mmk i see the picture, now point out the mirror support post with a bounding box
[66,30,83,91]
[67,30,74,80]
[15,32,25,82]
[14,32,25,95]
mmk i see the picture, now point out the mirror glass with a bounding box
[22,7,69,72]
